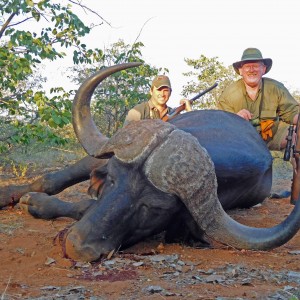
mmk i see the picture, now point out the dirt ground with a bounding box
[0,173,300,300]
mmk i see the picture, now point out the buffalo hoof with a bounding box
[0,185,28,209]
[19,192,66,219]
[0,196,13,209]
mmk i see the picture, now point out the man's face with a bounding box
[239,62,266,87]
[150,86,172,106]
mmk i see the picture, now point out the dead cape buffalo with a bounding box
[2,62,300,262]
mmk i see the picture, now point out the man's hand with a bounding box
[292,113,299,125]
[237,109,252,121]
[180,99,192,112]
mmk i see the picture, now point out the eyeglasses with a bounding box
[241,63,265,71]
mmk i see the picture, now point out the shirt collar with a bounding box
[148,100,169,118]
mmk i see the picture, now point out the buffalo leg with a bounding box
[0,156,107,209]
[19,192,95,220]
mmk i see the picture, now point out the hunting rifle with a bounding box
[162,82,218,122]
[284,115,300,204]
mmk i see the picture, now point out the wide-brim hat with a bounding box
[233,48,272,75]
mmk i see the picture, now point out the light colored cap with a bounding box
[151,75,172,89]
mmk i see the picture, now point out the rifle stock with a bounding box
[162,82,218,122]
[290,115,300,204]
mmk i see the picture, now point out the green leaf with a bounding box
[32,9,41,21]
[26,0,34,7]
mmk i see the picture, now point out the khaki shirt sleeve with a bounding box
[217,93,236,113]
[277,86,299,123]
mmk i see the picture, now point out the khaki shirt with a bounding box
[217,77,299,125]
[124,100,170,124]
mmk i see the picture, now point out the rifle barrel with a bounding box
[284,124,294,161]
[190,82,218,102]
[168,82,218,117]
[290,114,300,204]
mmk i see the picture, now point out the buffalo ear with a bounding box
[88,164,108,199]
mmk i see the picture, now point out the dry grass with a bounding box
[1,275,11,300]
[0,213,24,236]
[1,142,86,179]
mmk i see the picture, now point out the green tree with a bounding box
[69,40,167,136]
[182,54,237,109]
[0,0,105,153]
[291,90,300,103]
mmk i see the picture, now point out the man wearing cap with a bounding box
[125,75,192,124]
[217,48,299,151]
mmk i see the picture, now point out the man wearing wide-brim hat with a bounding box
[217,47,299,151]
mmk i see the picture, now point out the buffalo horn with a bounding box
[72,62,142,157]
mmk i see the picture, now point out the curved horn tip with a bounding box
[123,61,143,69]
[118,62,143,68]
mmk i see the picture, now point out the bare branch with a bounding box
[0,98,13,105]
[132,17,155,45]
[32,7,51,23]
[0,12,16,39]
[67,0,112,27]
[7,16,36,28]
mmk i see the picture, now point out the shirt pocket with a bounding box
[260,109,277,120]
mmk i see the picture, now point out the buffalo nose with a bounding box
[64,229,100,262]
